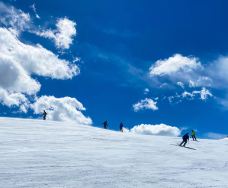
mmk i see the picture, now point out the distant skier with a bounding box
[191,130,197,141]
[103,120,108,129]
[120,122,124,132]
[43,110,47,120]
[179,133,189,147]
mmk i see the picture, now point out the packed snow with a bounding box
[0,117,228,188]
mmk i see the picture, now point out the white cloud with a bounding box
[213,57,228,81]
[130,123,181,136]
[133,98,158,112]
[193,87,213,100]
[144,88,150,94]
[148,54,218,105]
[36,17,76,49]
[31,96,92,125]
[182,88,213,101]
[0,2,30,33]
[0,2,76,49]
[149,53,228,87]
[0,3,91,124]
[149,54,202,76]
[0,27,79,110]
[177,81,184,89]
[149,54,228,93]
[181,91,194,99]
[0,27,78,81]
[149,54,212,88]
[0,88,29,112]
[208,56,228,89]
[168,88,213,103]
[30,3,40,19]
[189,76,212,88]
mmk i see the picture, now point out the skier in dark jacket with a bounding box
[120,122,124,132]
[179,133,189,147]
[103,120,108,129]
[43,110,47,120]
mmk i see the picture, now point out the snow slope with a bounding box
[0,117,228,188]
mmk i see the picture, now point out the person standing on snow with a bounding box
[179,133,189,147]
[43,110,47,120]
[119,122,124,132]
[103,120,108,129]
[191,130,197,141]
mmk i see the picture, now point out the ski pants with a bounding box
[192,135,197,141]
[180,140,187,147]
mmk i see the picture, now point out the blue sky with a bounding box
[1,0,228,138]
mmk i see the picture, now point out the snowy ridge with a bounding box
[0,117,228,188]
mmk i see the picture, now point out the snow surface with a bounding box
[0,117,228,188]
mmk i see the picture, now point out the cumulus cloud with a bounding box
[149,53,228,93]
[0,27,78,110]
[1,28,78,79]
[0,5,80,115]
[150,54,201,76]
[0,2,91,124]
[31,96,92,125]
[35,17,76,49]
[0,88,29,112]
[147,54,221,105]
[0,27,79,102]
[149,54,212,88]
[130,123,181,136]
[0,2,30,33]
[0,2,76,49]
[133,98,158,112]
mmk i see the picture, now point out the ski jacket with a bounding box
[182,134,189,141]
[191,131,196,136]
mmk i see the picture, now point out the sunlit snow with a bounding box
[0,117,227,188]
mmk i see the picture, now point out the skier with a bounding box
[119,122,124,132]
[43,110,47,120]
[179,133,189,147]
[191,130,197,141]
[103,120,108,129]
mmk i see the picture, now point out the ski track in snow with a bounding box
[0,117,228,188]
